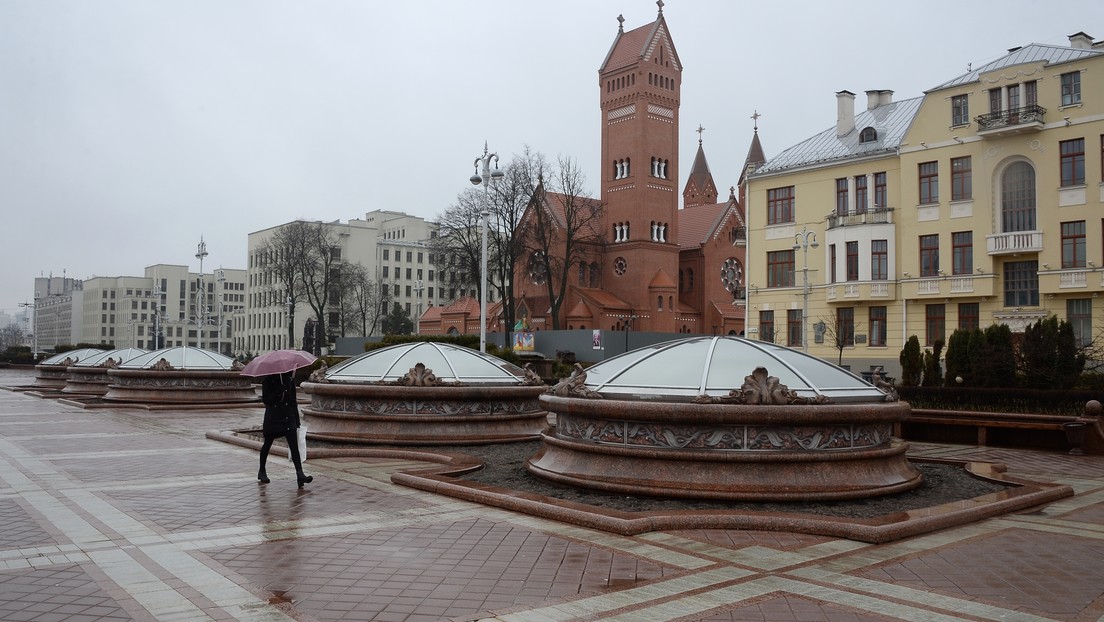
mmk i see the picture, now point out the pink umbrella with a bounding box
[239,349,318,377]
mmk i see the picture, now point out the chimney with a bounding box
[878,90,894,107]
[1069,32,1094,50]
[836,90,855,137]
[865,90,880,110]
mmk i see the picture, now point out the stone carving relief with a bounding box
[693,366,830,405]
[547,363,602,399]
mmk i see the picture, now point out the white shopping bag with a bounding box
[289,425,307,462]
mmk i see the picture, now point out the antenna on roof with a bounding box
[967,62,972,72]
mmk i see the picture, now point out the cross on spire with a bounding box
[751,110,761,132]
[696,124,705,144]
[617,14,624,32]
[657,0,664,15]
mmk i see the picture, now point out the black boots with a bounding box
[258,469,270,484]
[297,474,313,488]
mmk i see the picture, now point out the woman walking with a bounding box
[258,371,313,488]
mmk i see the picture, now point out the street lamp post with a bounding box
[195,238,208,350]
[18,298,37,359]
[793,225,819,353]
[413,279,424,335]
[470,142,504,353]
[215,269,225,355]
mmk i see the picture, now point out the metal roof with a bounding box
[930,43,1103,91]
[754,97,922,175]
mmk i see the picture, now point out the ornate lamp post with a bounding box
[215,269,225,355]
[470,142,504,353]
[195,238,208,349]
[793,226,819,353]
[413,279,424,335]
[18,298,37,359]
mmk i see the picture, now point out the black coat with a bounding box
[261,373,301,439]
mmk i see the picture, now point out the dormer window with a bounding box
[859,127,878,143]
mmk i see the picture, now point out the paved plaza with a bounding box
[1,367,1103,621]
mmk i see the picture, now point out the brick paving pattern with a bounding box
[2,368,1103,621]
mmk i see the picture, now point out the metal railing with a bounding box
[975,104,1046,132]
[826,207,894,230]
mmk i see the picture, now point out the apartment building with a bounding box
[746,32,1104,376]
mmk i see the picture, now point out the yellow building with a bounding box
[747,32,1104,378]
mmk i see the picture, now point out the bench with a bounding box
[897,409,1080,450]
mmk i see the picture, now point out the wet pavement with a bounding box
[1,367,1103,621]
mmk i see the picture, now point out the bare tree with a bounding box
[261,220,342,354]
[520,155,604,330]
[258,221,312,348]
[335,263,383,337]
[433,147,542,341]
[818,313,861,366]
[0,324,25,351]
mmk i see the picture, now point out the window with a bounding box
[1003,260,1039,307]
[383,249,389,260]
[951,94,969,126]
[874,172,887,207]
[958,303,979,331]
[1025,80,1038,106]
[854,176,868,213]
[869,306,887,347]
[759,310,775,343]
[787,309,803,348]
[919,161,939,204]
[1060,138,1085,186]
[859,127,877,143]
[951,156,972,200]
[925,304,945,347]
[920,234,939,277]
[766,250,795,287]
[829,244,837,283]
[1061,221,1086,268]
[846,241,859,281]
[988,88,1002,113]
[382,266,389,278]
[952,231,973,275]
[767,186,795,225]
[835,178,848,215]
[1008,84,1020,110]
[1001,161,1036,232]
[1061,71,1081,106]
[836,307,855,347]
[1068,299,1092,348]
[871,240,888,280]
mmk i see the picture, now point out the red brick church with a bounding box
[512,2,763,336]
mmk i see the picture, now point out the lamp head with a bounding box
[490,169,505,180]
[470,174,482,186]
[811,240,819,250]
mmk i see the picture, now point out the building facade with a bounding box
[746,33,1104,376]
[511,5,752,336]
[79,264,246,354]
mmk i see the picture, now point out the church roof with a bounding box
[600,5,681,74]
[677,202,727,248]
[566,300,593,319]
[738,130,767,185]
[649,269,677,289]
[710,299,744,320]
[440,297,480,316]
[930,41,1102,91]
[754,96,922,175]
[574,287,633,312]
[685,142,713,191]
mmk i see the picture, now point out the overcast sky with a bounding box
[2,0,1101,314]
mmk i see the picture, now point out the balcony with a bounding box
[975,104,1046,137]
[823,281,895,302]
[826,207,894,230]
[986,230,1043,255]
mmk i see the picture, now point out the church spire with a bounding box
[683,125,718,208]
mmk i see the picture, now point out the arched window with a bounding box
[859,127,878,143]
[578,262,586,285]
[1001,161,1036,232]
[658,296,663,311]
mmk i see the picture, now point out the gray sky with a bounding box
[2,0,1101,314]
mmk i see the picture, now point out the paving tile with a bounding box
[0,565,134,621]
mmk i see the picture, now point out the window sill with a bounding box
[1057,102,1083,111]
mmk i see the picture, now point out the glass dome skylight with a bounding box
[581,336,888,403]
[119,346,237,370]
[73,348,149,367]
[325,342,527,384]
[41,348,106,365]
